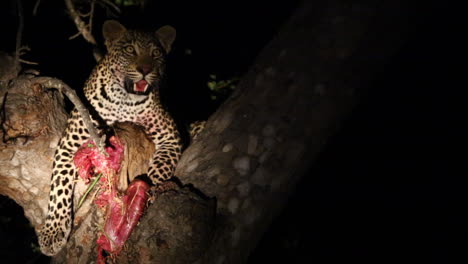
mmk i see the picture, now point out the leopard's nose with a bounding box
[137,65,151,75]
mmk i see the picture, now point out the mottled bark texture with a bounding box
[176,1,411,263]
[0,73,68,228]
[0,0,411,263]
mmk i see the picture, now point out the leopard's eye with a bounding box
[152,49,161,57]
[124,45,135,54]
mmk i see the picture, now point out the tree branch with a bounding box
[64,0,97,45]
[34,77,105,153]
[97,0,121,15]
[64,0,102,61]
[89,0,95,36]
[0,74,68,228]
[33,0,41,16]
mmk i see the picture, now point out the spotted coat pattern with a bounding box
[38,21,181,256]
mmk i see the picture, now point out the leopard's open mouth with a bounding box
[134,80,148,93]
[124,78,154,95]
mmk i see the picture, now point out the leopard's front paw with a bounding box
[38,223,70,256]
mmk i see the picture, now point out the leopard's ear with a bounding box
[155,25,176,54]
[103,20,126,44]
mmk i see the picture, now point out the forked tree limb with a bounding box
[64,0,102,61]
[64,0,97,45]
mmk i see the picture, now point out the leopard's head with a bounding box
[102,20,176,95]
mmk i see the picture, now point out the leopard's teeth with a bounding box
[133,83,149,92]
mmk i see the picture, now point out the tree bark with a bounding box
[0,73,68,228]
[175,1,411,263]
[0,0,411,263]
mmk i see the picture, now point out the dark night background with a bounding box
[0,0,462,263]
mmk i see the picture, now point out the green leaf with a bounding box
[207,81,217,90]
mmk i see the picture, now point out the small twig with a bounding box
[18,59,38,65]
[34,77,106,153]
[76,0,96,18]
[98,0,121,14]
[17,46,38,65]
[33,0,41,16]
[69,31,83,40]
[17,46,30,54]
[77,9,92,17]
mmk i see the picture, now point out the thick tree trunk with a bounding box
[0,0,411,263]
[176,1,411,263]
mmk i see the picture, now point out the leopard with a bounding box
[38,20,184,256]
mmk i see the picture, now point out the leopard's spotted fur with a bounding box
[38,20,182,256]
